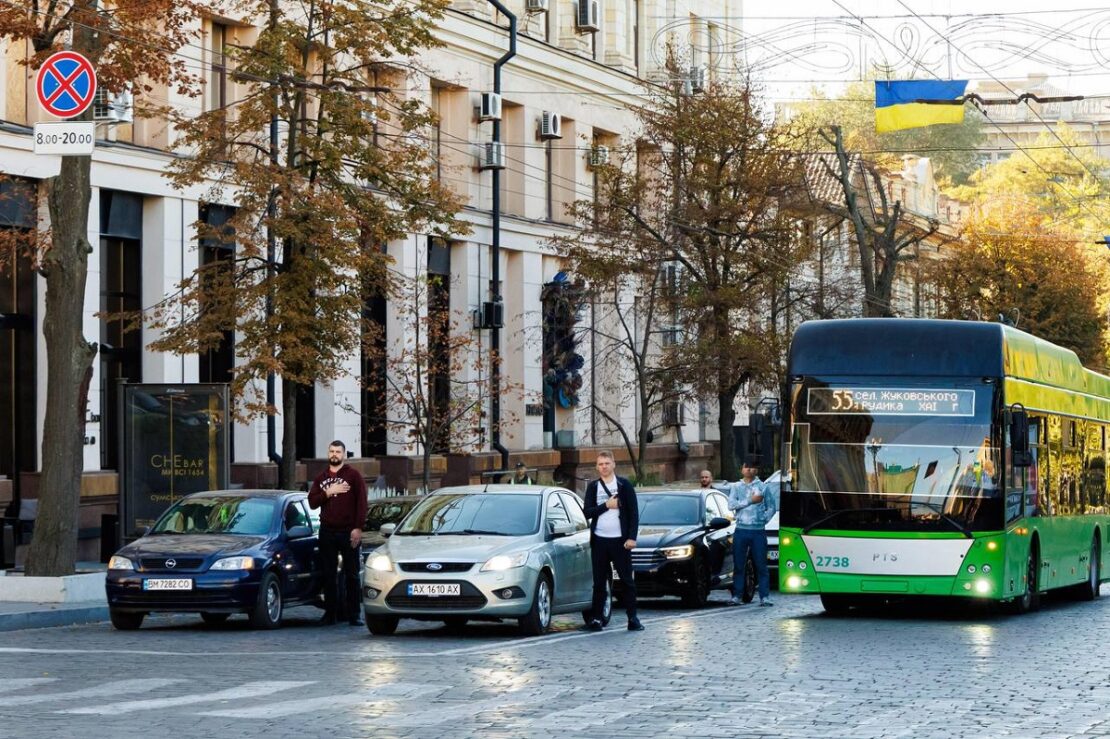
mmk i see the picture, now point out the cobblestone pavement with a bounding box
[1,588,1109,739]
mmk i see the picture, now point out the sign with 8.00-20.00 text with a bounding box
[120,384,230,540]
[33,121,95,154]
[807,387,976,417]
[33,50,97,155]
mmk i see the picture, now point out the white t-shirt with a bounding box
[594,477,622,538]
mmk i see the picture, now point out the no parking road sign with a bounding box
[36,50,97,119]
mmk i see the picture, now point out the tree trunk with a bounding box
[25,153,98,576]
[717,390,738,481]
[422,443,431,494]
[280,377,297,489]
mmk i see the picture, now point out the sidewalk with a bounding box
[0,562,108,631]
[0,600,108,632]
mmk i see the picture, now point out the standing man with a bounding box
[308,440,368,626]
[582,450,643,632]
[698,470,714,489]
[728,457,776,607]
[512,462,535,485]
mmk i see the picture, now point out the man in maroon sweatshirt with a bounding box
[308,440,368,625]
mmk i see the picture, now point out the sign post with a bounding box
[33,50,97,155]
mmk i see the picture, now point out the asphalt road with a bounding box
[1,588,1108,738]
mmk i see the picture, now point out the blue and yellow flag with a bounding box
[875,80,968,133]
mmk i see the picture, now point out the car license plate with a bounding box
[768,550,779,561]
[408,583,460,597]
[143,579,193,591]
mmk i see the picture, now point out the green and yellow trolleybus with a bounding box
[778,319,1108,613]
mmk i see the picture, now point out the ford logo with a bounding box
[426,563,443,571]
[165,559,177,569]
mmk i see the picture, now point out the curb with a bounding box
[0,605,109,632]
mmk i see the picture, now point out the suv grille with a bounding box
[630,550,665,568]
[140,557,205,571]
[398,562,474,573]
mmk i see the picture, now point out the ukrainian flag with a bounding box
[875,80,968,133]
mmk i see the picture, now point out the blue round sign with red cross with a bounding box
[36,50,97,119]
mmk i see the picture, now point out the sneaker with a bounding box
[627,619,645,632]
[348,617,364,626]
[728,596,742,606]
[586,619,604,632]
[759,598,774,607]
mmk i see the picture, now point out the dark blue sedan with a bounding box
[105,490,323,630]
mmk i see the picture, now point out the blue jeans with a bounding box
[733,528,770,600]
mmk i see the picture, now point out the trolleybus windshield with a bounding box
[789,378,1003,533]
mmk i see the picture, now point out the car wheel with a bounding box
[109,609,144,631]
[519,574,553,636]
[200,612,231,625]
[1078,534,1101,601]
[249,571,283,629]
[741,555,757,604]
[366,615,399,635]
[581,578,612,626]
[681,554,711,608]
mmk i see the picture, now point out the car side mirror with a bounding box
[380,523,396,538]
[286,524,312,539]
[548,520,575,539]
[708,516,730,531]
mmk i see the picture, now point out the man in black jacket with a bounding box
[582,450,643,631]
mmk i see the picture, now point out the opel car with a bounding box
[361,485,610,636]
[105,490,323,630]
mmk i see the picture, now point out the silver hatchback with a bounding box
[361,485,610,636]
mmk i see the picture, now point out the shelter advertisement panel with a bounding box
[120,384,230,540]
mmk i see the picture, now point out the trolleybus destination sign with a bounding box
[807,387,976,416]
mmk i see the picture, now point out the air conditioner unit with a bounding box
[575,0,599,32]
[662,401,685,427]
[539,111,561,140]
[479,141,506,170]
[93,88,119,123]
[525,0,549,12]
[587,145,610,168]
[479,92,502,122]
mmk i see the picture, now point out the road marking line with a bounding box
[0,678,58,693]
[383,686,566,729]
[527,690,683,731]
[199,682,445,718]
[0,601,783,660]
[59,680,313,715]
[4,679,182,707]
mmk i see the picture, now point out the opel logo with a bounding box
[426,563,443,571]
[165,559,176,569]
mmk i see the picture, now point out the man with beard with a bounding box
[308,440,368,625]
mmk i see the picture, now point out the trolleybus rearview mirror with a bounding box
[1010,406,1031,468]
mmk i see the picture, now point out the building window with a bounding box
[207,22,228,113]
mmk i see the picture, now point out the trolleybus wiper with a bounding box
[911,502,973,538]
[801,508,894,534]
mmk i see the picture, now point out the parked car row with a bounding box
[106,479,780,633]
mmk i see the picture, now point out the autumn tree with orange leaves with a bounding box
[143,0,462,488]
[0,0,200,575]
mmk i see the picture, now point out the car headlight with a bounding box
[210,556,255,571]
[481,551,529,572]
[108,555,134,571]
[659,545,694,560]
[368,554,393,572]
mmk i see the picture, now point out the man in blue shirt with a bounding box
[728,458,777,606]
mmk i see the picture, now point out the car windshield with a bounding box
[397,493,540,536]
[365,500,415,531]
[638,495,701,526]
[150,496,276,536]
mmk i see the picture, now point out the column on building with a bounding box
[140,197,199,384]
[502,249,544,449]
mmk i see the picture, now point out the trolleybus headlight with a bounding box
[963,583,972,591]
[785,560,794,569]
[967,565,976,574]
[986,541,998,551]
[974,579,991,594]
[982,564,991,574]
[786,575,801,589]
[781,536,792,546]
[799,562,807,570]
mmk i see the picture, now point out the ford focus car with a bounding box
[105,490,323,630]
[613,489,734,607]
[361,485,609,636]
